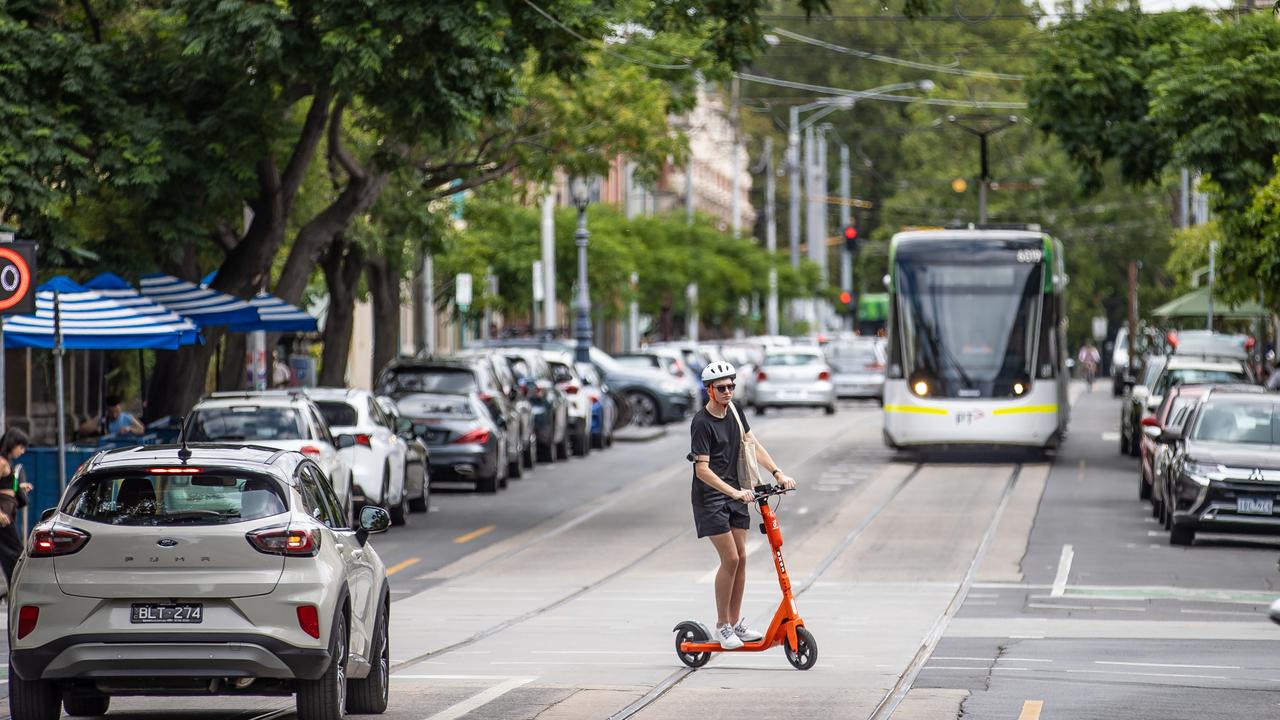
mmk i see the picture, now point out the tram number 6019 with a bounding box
[1015,249,1043,263]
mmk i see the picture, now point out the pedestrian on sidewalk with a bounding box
[689,361,795,649]
[0,427,31,583]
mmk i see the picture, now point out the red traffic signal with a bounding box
[842,226,857,240]
[839,291,852,305]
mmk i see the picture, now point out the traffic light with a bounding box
[842,225,859,252]
[839,290,855,316]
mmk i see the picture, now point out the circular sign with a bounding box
[0,246,32,312]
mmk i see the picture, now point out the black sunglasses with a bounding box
[712,383,736,392]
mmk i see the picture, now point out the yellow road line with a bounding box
[992,405,1058,416]
[386,557,421,576]
[1018,700,1044,720]
[883,404,948,415]
[453,525,496,544]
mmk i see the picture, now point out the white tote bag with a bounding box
[727,402,765,489]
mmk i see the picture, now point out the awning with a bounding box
[1152,287,1270,321]
[3,276,201,350]
[201,271,318,333]
[138,273,260,328]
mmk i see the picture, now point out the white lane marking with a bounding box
[1027,602,1146,612]
[921,666,1031,671]
[1011,635,1045,639]
[932,657,1053,663]
[1050,544,1073,598]
[1101,432,1120,442]
[491,661,655,667]
[531,650,673,655]
[697,539,762,584]
[796,506,810,515]
[1067,669,1228,680]
[421,676,535,720]
[394,674,523,680]
[1179,608,1261,617]
[1147,530,1163,537]
[1096,661,1242,670]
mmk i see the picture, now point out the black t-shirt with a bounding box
[690,403,751,504]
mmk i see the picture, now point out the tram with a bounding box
[881,226,1069,450]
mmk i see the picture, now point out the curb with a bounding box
[612,426,669,443]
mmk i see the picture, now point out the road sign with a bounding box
[456,272,472,312]
[532,261,544,302]
[1092,316,1107,342]
[0,241,36,315]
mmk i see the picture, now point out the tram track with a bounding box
[608,462,1023,720]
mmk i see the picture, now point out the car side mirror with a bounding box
[1159,427,1184,443]
[40,507,57,522]
[1142,425,1162,440]
[336,434,356,449]
[395,417,413,434]
[355,505,391,546]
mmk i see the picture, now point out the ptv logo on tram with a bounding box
[955,409,987,426]
[0,241,36,315]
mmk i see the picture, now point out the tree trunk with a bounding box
[366,253,401,380]
[218,334,248,392]
[319,239,365,387]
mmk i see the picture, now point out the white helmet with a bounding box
[700,361,737,385]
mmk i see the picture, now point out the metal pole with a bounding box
[574,207,592,363]
[629,272,640,351]
[788,106,801,269]
[839,143,852,332]
[685,160,695,225]
[730,76,741,239]
[54,294,66,492]
[541,194,557,333]
[1208,240,1216,331]
[979,134,989,225]
[764,137,779,337]
[423,255,436,355]
[1180,168,1190,229]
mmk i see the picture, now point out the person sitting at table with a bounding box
[101,395,145,436]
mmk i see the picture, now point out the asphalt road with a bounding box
[5,387,1280,719]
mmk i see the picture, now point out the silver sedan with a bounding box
[752,348,837,415]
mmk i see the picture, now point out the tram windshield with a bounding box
[896,259,1042,394]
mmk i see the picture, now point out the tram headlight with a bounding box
[1013,382,1025,396]
[912,380,929,397]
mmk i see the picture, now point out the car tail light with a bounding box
[563,384,579,395]
[589,393,600,403]
[16,606,38,639]
[149,467,203,474]
[296,605,321,639]
[246,525,321,556]
[1141,416,1160,428]
[354,434,372,447]
[299,445,323,458]
[865,362,884,371]
[29,525,91,557]
[818,370,831,381]
[453,428,490,445]
[757,371,768,382]
[478,391,495,403]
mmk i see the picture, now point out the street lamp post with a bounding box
[570,176,597,364]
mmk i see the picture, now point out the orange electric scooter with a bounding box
[674,483,817,670]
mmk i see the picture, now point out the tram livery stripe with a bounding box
[991,405,1058,416]
[883,405,948,415]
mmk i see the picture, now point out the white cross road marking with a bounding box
[420,676,536,720]
[1051,544,1073,597]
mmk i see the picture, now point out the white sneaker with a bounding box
[734,618,763,643]
[716,623,744,650]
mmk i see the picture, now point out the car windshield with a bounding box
[64,472,288,525]
[1191,402,1278,444]
[315,401,359,428]
[188,406,306,441]
[765,353,823,367]
[1156,368,1247,396]
[380,368,476,395]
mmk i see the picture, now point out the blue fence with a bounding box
[21,447,102,515]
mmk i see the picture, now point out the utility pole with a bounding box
[1127,261,1138,370]
[1208,240,1216,331]
[540,193,557,333]
[947,115,1018,224]
[730,75,741,239]
[1180,168,1190,229]
[787,106,801,269]
[764,137,780,336]
[422,254,435,355]
[839,142,852,333]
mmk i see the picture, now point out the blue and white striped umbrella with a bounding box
[3,276,201,350]
[138,273,260,328]
[229,293,319,333]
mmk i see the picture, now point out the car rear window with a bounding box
[188,406,306,441]
[1191,402,1277,444]
[765,353,823,366]
[381,368,477,395]
[316,401,359,428]
[1158,368,1247,395]
[410,397,475,417]
[63,472,288,525]
[615,356,659,369]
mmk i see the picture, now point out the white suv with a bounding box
[543,351,591,457]
[7,443,390,720]
[187,392,354,520]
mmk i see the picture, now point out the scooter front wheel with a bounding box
[674,621,712,668]
[785,626,818,670]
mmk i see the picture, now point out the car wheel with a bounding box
[523,437,537,469]
[556,428,571,460]
[9,663,60,720]
[1119,427,1131,455]
[627,391,659,427]
[1129,432,1141,457]
[755,405,767,416]
[824,404,836,416]
[508,450,524,480]
[477,471,499,494]
[1162,496,1173,530]
[572,422,588,457]
[591,431,604,450]
[1151,495,1162,519]
[390,486,409,528]
[347,600,389,714]
[1139,470,1151,501]
[63,692,110,717]
[295,612,347,720]
[1170,523,1195,546]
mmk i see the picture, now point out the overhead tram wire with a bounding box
[768,26,1024,81]
[520,0,692,71]
[734,72,1027,109]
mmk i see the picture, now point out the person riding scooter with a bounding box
[689,361,796,649]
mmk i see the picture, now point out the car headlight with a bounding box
[1183,460,1218,486]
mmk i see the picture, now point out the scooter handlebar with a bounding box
[752,483,794,501]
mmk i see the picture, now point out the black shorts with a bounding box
[693,495,751,538]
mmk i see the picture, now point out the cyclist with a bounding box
[690,361,796,649]
[1077,341,1101,390]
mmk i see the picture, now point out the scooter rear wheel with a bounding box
[785,626,818,670]
[674,622,712,668]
